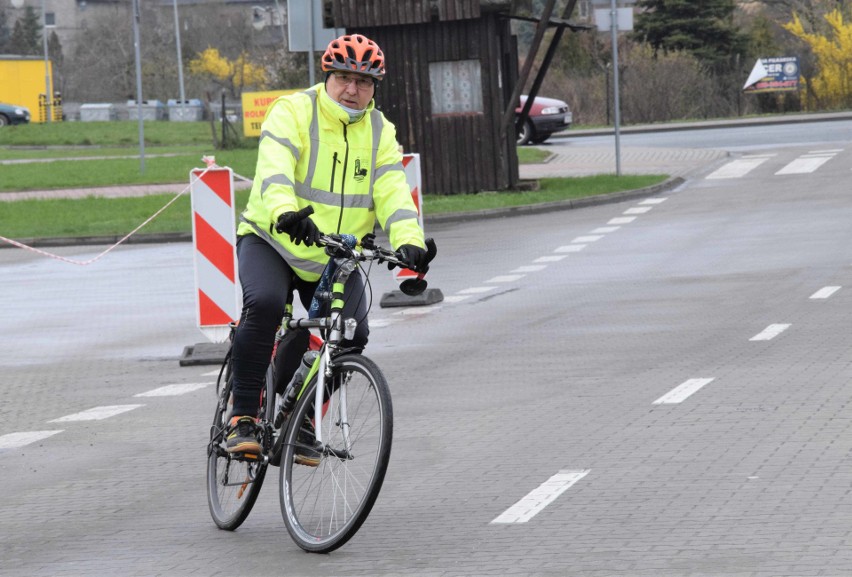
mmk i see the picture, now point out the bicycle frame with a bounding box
[281,257,359,448]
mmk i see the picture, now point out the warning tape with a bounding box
[0,162,215,266]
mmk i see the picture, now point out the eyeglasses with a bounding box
[332,72,375,90]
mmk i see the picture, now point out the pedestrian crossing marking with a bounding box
[706,157,771,179]
[706,149,844,179]
[775,153,836,175]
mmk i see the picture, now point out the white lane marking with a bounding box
[486,275,525,283]
[135,382,213,397]
[571,235,603,243]
[653,378,715,405]
[807,149,843,154]
[775,156,834,175]
[491,469,590,524]
[608,217,636,225]
[592,226,620,233]
[706,157,770,179]
[640,198,667,205]
[555,245,586,253]
[396,306,441,316]
[0,430,63,450]
[370,318,398,327]
[624,206,652,215]
[442,295,471,304]
[512,265,547,273]
[810,286,841,300]
[201,370,220,377]
[749,324,791,341]
[48,405,144,423]
[458,286,496,294]
[534,255,567,263]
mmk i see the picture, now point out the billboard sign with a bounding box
[743,57,800,93]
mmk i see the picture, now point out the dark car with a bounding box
[0,102,32,126]
[515,95,572,145]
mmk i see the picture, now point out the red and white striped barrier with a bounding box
[394,153,424,283]
[190,167,240,343]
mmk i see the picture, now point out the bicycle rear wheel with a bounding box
[279,354,393,553]
[206,366,272,530]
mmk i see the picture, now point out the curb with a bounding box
[2,177,684,249]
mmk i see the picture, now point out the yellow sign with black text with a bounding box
[241,89,303,137]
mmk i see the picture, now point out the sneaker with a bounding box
[294,417,322,467]
[225,416,261,454]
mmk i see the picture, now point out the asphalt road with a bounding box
[2,130,852,576]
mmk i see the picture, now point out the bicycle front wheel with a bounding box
[279,354,393,553]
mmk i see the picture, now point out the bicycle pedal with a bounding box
[230,451,266,463]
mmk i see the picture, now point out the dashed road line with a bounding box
[572,235,603,243]
[512,265,547,273]
[592,226,620,233]
[555,245,586,253]
[653,378,715,405]
[457,286,496,294]
[486,274,526,283]
[533,255,567,263]
[135,382,213,397]
[810,286,841,299]
[48,405,144,423]
[749,323,791,341]
[0,430,63,450]
[608,216,636,225]
[491,469,590,524]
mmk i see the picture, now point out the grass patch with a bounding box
[0,120,231,147]
[0,149,259,192]
[425,174,668,215]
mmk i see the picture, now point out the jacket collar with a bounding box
[316,82,375,126]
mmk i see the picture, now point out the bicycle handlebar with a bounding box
[280,206,434,297]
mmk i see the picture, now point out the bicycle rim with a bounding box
[280,354,393,552]
[206,374,268,530]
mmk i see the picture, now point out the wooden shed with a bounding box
[323,0,519,196]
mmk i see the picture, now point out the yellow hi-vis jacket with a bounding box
[237,82,425,282]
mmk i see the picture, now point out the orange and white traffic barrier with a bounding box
[190,166,240,343]
[394,153,424,283]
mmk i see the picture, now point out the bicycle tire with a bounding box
[279,353,393,553]
[206,364,273,530]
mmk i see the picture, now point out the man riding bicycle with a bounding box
[226,33,435,458]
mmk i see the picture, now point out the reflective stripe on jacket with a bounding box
[237,82,425,281]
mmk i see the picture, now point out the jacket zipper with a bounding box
[338,122,349,234]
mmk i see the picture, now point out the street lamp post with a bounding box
[41,0,51,123]
[172,0,186,116]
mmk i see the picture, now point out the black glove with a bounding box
[397,244,429,272]
[275,211,321,246]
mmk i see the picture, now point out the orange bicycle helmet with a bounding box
[321,34,386,80]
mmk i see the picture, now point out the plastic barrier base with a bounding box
[379,288,444,308]
[180,341,230,366]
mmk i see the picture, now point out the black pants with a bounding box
[230,234,370,417]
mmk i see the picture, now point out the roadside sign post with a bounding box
[593,0,634,176]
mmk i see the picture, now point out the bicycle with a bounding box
[206,207,436,553]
